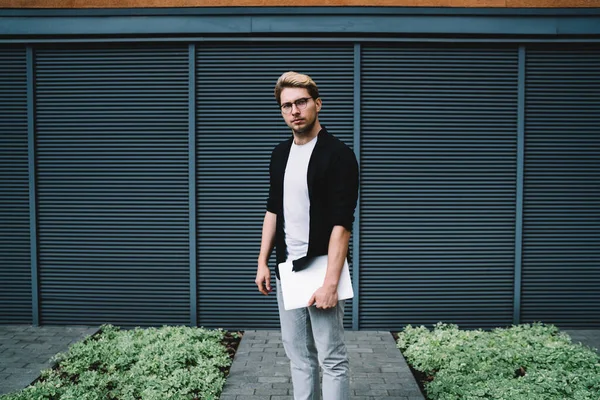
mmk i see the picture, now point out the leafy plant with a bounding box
[397,322,600,400]
[1,324,233,400]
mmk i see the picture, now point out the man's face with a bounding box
[280,87,322,135]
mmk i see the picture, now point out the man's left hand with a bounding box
[308,286,338,309]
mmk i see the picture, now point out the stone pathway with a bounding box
[0,326,597,399]
[220,330,425,400]
[0,325,98,396]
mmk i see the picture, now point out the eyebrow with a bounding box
[281,97,309,105]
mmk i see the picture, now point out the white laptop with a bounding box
[278,255,354,310]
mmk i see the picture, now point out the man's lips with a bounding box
[292,119,304,124]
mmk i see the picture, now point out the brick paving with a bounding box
[0,325,597,399]
[0,325,98,396]
[220,330,425,400]
[221,328,600,400]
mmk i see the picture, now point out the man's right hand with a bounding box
[255,264,272,295]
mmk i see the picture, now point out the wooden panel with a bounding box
[506,0,595,6]
[452,0,506,6]
[0,0,597,9]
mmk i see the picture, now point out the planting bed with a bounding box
[395,322,600,400]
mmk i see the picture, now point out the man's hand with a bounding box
[308,285,338,309]
[255,264,272,295]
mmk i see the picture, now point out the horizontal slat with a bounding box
[521,46,600,328]
[35,45,190,326]
[0,46,31,324]
[360,45,518,330]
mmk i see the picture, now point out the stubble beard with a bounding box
[291,116,316,136]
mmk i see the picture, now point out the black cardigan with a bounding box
[266,127,359,279]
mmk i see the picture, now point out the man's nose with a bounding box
[291,104,301,114]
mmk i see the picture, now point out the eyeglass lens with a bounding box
[281,98,310,114]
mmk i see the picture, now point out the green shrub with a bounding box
[1,325,232,400]
[397,322,600,400]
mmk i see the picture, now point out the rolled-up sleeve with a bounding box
[327,147,359,232]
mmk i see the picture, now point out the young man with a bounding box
[255,71,359,400]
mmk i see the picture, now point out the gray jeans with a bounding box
[276,279,350,400]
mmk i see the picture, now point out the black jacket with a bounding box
[266,127,359,279]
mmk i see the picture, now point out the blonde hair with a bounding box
[274,71,320,105]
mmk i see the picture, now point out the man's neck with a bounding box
[292,122,322,145]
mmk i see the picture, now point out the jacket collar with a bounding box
[277,126,330,190]
[306,127,329,196]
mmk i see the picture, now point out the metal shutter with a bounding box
[360,45,518,330]
[196,44,354,330]
[35,45,190,326]
[521,46,600,328]
[0,47,31,324]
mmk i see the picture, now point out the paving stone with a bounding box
[354,389,390,396]
[374,397,411,400]
[564,329,600,354]
[22,363,52,371]
[383,377,406,384]
[402,391,425,397]
[353,377,386,384]
[271,382,293,390]
[258,377,290,383]
[224,375,260,384]
[237,383,274,390]
[251,343,271,348]
[244,354,264,361]
[0,325,97,395]
[221,387,256,395]
[263,348,285,354]
[348,348,374,353]
[221,330,426,399]
[382,367,406,373]
[379,384,408,390]
[1,368,35,375]
[255,387,289,395]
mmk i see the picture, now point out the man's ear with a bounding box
[315,97,322,112]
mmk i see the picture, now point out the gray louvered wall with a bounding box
[196,44,355,330]
[521,46,600,328]
[2,40,600,330]
[35,46,190,326]
[360,45,519,329]
[0,47,31,324]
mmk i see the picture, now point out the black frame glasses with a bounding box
[280,97,313,114]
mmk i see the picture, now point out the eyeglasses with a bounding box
[280,97,313,114]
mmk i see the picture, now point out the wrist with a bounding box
[323,280,338,291]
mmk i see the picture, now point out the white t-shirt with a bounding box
[283,136,318,261]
